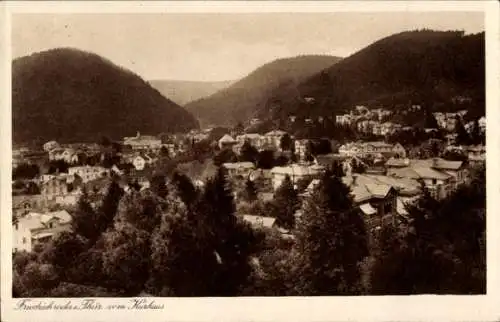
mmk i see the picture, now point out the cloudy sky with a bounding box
[12,12,484,82]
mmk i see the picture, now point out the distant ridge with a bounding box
[149,79,234,105]
[265,30,485,121]
[13,48,199,144]
[184,55,343,127]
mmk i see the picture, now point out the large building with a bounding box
[123,132,162,151]
[13,210,72,252]
[385,157,468,199]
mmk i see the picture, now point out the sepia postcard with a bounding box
[1,1,500,322]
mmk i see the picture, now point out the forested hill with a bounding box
[262,30,485,122]
[13,48,199,144]
[149,80,234,105]
[184,55,342,127]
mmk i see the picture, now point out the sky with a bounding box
[12,12,484,82]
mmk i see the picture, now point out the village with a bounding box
[12,104,486,253]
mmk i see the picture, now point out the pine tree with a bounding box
[280,133,293,151]
[239,140,259,163]
[292,171,368,295]
[455,116,470,145]
[198,167,259,295]
[272,175,299,230]
[241,178,258,203]
[71,190,101,242]
[97,180,124,233]
[171,171,197,207]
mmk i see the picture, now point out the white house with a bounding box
[123,132,162,151]
[264,130,288,150]
[68,165,109,183]
[478,116,486,133]
[218,134,238,150]
[270,163,325,190]
[222,162,256,178]
[13,210,72,252]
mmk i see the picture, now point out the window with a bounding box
[22,237,27,244]
[48,222,53,228]
[14,223,18,230]
[432,179,437,185]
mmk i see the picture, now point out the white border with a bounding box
[1,2,499,322]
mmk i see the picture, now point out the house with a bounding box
[270,163,325,190]
[478,116,486,133]
[242,215,277,230]
[222,162,256,179]
[314,154,352,175]
[294,139,310,161]
[218,134,238,150]
[392,143,407,158]
[123,132,162,151]
[68,165,109,183]
[385,157,467,199]
[13,210,72,252]
[445,133,458,146]
[302,174,399,231]
[41,176,70,201]
[372,123,383,136]
[264,130,288,150]
[467,145,486,165]
[336,114,352,125]
[43,141,60,152]
[12,195,48,218]
[236,133,264,150]
[381,122,400,136]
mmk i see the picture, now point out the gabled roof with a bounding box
[412,167,451,180]
[360,203,377,215]
[218,134,236,143]
[265,130,287,136]
[222,162,255,170]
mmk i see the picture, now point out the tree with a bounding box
[40,232,88,279]
[147,192,220,296]
[12,163,40,180]
[171,171,198,207]
[280,133,293,151]
[272,175,299,230]
[292,171,368,295]
[151,175,168,199]
[101,224,151,295]
[455,116,470,145]
[213,149,238,166]
[198,167,259,295]
[256,150,275,169]
[159,146,170,158]
[97,180,124,233]
[239,141,259,163]
[240,178,258,203]
[71,191,101,242]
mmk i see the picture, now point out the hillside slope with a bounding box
[149,80,233,105]
[13,48,199,144]
[266,30,485,121]
[184,55,342,127]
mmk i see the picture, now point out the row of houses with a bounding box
[218,130,289,151]
[338,141,407,159]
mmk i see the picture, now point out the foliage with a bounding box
[370,167,486,294]
[13,48,198,144]
[240,178,258,203]
[13,163,40,180]
[292,171,368,295]
[239,141,259,163]
[272,175,299,230]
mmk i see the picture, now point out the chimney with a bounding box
[432,157,439,168]
[136,131,140,138]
